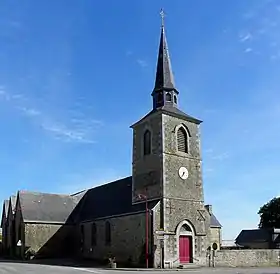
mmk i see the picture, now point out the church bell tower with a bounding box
[130,13,209,261]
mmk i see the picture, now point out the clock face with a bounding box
[178,166,189,180]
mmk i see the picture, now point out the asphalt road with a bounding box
[1,263,280,274]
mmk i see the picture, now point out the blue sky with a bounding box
[1,0,280,241]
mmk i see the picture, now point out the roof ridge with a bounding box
[19,190,72,197]
[71,175,132,195]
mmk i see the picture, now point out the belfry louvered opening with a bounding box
[177,127,188,153]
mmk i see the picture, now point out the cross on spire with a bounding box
[160,8,165,28]
[152,9,178,110]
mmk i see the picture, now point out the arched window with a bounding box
[105,221,111,245]
[174,95,177,104]
[166,92,172,101]
[180,224,192,233]
[91,223,97,246]
[143,130,151,155]
[177,127,188,153]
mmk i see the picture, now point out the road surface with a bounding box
[1,262,280,273]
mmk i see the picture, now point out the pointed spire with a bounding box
[153,9,176,92]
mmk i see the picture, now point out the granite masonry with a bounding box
[1,15,223,267]
[213,249,280,267]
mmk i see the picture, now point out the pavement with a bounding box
[1,262,280,274]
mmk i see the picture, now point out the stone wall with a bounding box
[14,197,23,257]
[1,218,7,253]
[81,212,147,266]
[152,202,163,268]
[25,223,74,258]
[214,249,280,267]
[161,114,209,265]
[209,227,222,250]
[132,112,164,203]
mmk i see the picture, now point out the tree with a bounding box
[258,197,280,229]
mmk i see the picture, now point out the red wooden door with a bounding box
[179,236,191,263]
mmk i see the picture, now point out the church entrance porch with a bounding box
[179,235,192,263]
[176,220,195,265]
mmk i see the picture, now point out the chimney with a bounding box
[205,205,212,215]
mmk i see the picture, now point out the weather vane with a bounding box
[160,8,165,27]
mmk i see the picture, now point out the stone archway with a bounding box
[176,220,195,264]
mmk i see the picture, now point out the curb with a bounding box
[102,267,202,271]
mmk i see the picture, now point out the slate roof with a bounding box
[79,176,160,222]
[78,176,223,227]
[210,213,222,228]
[4,200,9,218]
[12,177,222,227]
[1,199,9,227]
[10,195,16,211]
[130,22,202,127]
[131,106,202,129]
[235,229,271,244]
[18,191,81,223]
[154,24,175,92]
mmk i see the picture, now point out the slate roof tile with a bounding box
[210,213,222,228]
[4,200,9,218]
[235,229,271,244]
[79,176,159,222]
[1,199,9,227]
[18,191,80,223]
[10,195,16,210]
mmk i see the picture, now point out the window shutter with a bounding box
[177,128,188,153]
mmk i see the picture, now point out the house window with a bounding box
[91,223,97,246]
[166,92,172,101]
[143,130,151,155]
[174,95,177,104]
[177,127,188,153]
[105,221,111,245]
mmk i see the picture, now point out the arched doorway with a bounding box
[176,221,194,264]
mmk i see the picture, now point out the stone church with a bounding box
[1,15,222,268]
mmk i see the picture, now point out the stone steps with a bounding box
[178,264,201,269]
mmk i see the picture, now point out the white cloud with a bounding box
[204,148,214,154]
[244,47,253,53]
[238,1,280,60]
[204,168,214,175]
[0,88,102,144]
[126,50,133,56]
[19,107,41,117]
[243,11,257,20]
[0,88,10,101]
[211,152,229,161]
[41,122,96,144]
[239,33,252,42]
[204,149,230,161]
[270,51,280,60]
[137,59,148,68]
